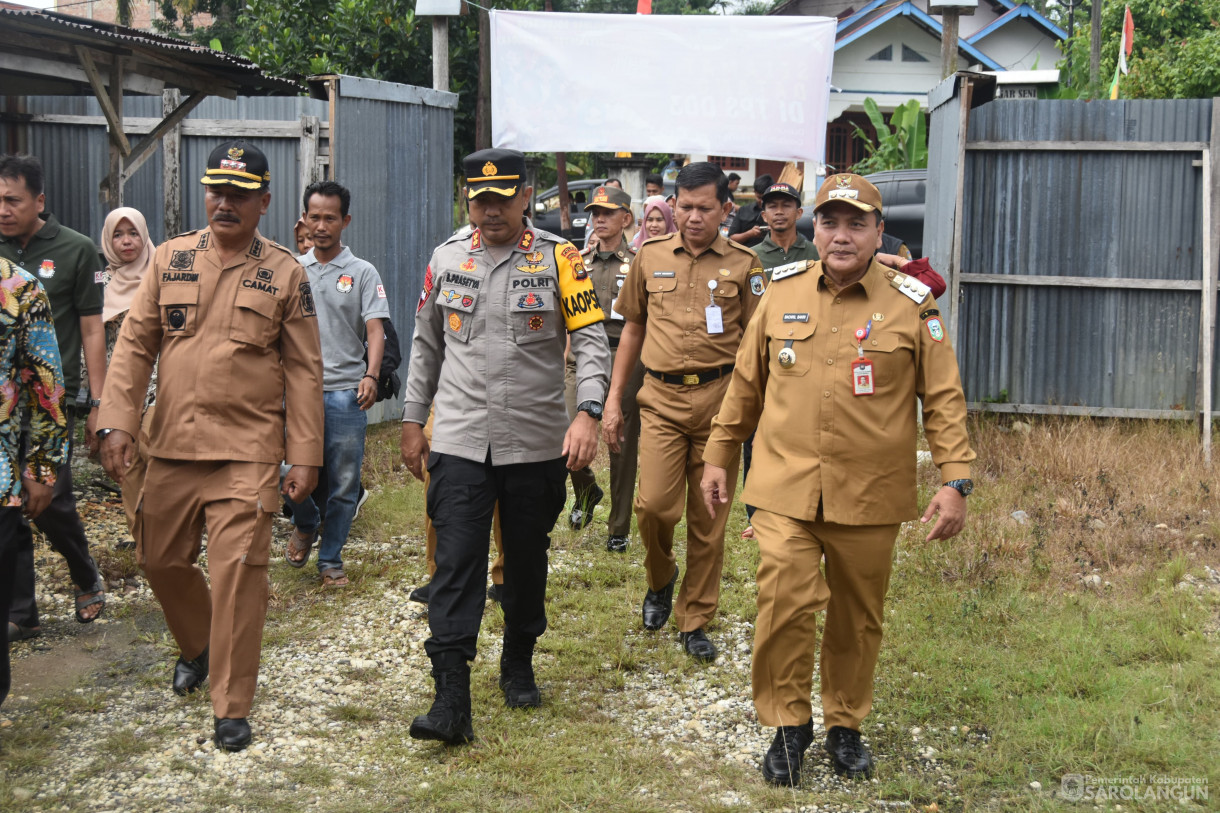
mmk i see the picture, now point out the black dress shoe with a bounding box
[567,484,604,530]
[605,535,628,553]
[679,628,718,662]
[214,717,252,752]
[825,725,874,779]
[172,648,209,696]
[641,567,678,631]
[487,582,503,603]
[761,719,814,786]
[409,581,432,604]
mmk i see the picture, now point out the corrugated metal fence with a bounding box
[0,76,456,421]
[926,75,1220,453]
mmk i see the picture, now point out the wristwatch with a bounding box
[945,479,973,497]
[86,398,102,409]
[576,400,603,421]
[96,428,114,441]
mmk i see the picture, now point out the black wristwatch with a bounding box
[96,428,114,441]
[576,400,603,421]
[945,479,973,497]
[87,398,102,409]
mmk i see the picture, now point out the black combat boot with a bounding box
[498,632,541,709]
[409,654,474,744]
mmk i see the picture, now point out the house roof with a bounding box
[966,2,1067,44]
[0,8,299,97]
[836,1,1005,71]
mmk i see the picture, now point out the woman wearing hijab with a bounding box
[294,217,313,256]
[101,207,157,534]
[630,196,677,251]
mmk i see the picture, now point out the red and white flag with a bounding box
[637,0,652,12]
[1117,5,1134,75]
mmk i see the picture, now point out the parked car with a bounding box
[532,178,608,247]
[795,168,926,257]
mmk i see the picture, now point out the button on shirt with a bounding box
[99,229,324,466]
[703,259,974,525]
[402,225,611,466]
[585,236,635,344]
[299,246,390,390]
[614,233,763,374]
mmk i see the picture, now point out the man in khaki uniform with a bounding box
[701,173,974,785]
[565,185,643,551]
[99,141,323,753]
[605,162,763,663]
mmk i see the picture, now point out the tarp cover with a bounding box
[490,11,836,162]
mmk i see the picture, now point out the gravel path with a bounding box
[3,467,951,812]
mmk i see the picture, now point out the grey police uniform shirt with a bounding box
[402,222,612,466]
[299,245,391,391]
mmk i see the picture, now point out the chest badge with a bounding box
[517,292,545,309]
[872,312,885,322]
[38,259,55,278]
[718,268,731,276]
[448,312,463,332]
[778,346,796,369]
[528,315,544,331]
[336,274,354,293]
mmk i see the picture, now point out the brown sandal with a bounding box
[285,528,316,568]
[321,568,349,588]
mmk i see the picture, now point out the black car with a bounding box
[532,178,608,247]
[795,168,926,257]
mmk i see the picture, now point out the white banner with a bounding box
[490,11,836,162]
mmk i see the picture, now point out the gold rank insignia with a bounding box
[872,312,884,322]
[483,161,498,176]
[835,175,851,188]
[228,146,244,160]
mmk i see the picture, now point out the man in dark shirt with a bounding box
[0,153,105,640]
[753,182,819,278]
[727,174,773,248]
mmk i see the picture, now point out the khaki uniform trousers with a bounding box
[422,413,503,584]
[565,352,645,537]
[120,403,155,533]
[751,508,899,731]
[635,373,739,632]
[136,458,279,719]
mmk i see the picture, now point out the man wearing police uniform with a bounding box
[99,141,323,752]
[401,148,610,744]
[565,185,644,551]
[701,173,974,785]
[604,162,763,663]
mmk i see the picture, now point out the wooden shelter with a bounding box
[0,8,299,208]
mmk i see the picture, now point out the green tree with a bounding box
[1059,0,1220,99]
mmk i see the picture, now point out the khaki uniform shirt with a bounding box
[585,235,636,345]
[100,229,324,467]
[614,233,764,374]
[704,258,974,525]
[402,224,611,466]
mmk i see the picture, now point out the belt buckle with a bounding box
[682,373,699,386]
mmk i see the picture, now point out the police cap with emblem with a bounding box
[464,148,525,199]
[584,185,632,212]
[200,140,271,190]
[813,173,882,214]
[762,182,802,204]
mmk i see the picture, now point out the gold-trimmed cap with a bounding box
[200,140,270,190]
[813,173,882,214]
[464,147,525,199]
[584,185,632,211]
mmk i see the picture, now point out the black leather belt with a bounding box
[646,364,734,386]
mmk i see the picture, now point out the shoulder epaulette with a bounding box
[769,259,814,282]
[641,233,676,246]
[889,271,932,304]
[174,228,200,239]
[531,226,564,244]
[726,240,757,256]
[267,240,295,257]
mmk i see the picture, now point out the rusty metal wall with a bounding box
[926,93,1216,417]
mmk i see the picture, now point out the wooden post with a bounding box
[947,76,971,349]
[432,17,449,92]
[326,76,338,180]
[162,88,181,237]
[108,56,124,207]
[940,10,960,80]
[1203,98,1220,463]
[475,8,491,150]
[299,115,320,201]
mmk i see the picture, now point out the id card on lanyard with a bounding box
[853,320,874,396]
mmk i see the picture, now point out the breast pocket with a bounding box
[160,284,200,339]
[768,320,817,377]
[868,331,915,387]
[645,275,679,316]
[230,289,280,347]
[439,287,477,343]
[511,288,558,344]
